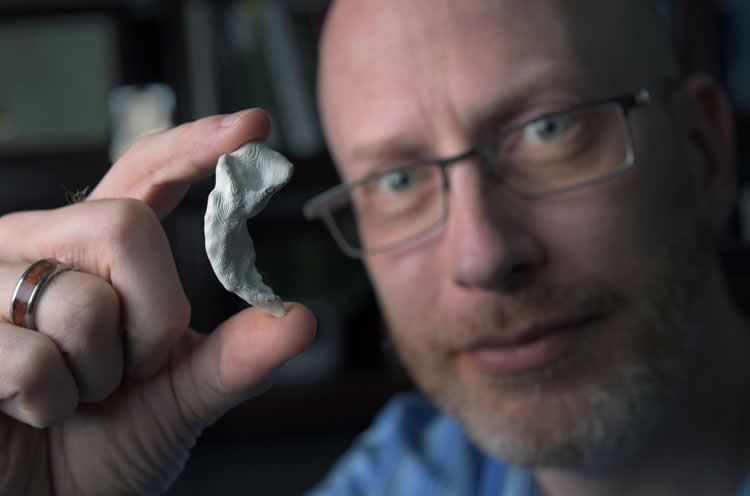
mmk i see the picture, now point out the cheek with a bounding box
[536,183,636,260]
[541,160,698,306]
[366,249,443,338]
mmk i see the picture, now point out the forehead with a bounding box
[329,0,575,59]
[324,0,581,91]
[322,0,669,81]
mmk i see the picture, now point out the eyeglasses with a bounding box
[304,88,654,258]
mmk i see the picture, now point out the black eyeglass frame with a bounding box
[304,87,658,258]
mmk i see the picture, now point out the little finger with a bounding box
[0,322,78,428]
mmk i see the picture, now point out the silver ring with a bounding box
[10,259,75,331]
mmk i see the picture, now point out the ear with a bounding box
[672,74,737,237]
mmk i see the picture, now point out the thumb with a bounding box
[170,303,316,431]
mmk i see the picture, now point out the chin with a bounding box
[393,295,704,470]
[447,354,688,470]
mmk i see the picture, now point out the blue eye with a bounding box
[377,169,417,193]
[523,115,573,143]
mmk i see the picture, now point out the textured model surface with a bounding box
[205,142,293,317]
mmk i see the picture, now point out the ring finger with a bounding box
[0,261,123,404]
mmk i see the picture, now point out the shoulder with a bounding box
[307,392,504,496]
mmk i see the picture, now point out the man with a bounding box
[305,1,750,494]
[0,0,746,495]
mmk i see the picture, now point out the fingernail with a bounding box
[220,109,251,128]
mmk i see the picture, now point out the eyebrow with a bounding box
[350,136,429,165]
[468,64,592,135]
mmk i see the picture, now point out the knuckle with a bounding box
[76,278,119,326]
[22,397,75,429]
[53,280,123,402]
[130,301,190,379]
[102,198,161,244]
[154,298,191,351]
[14,340,77,428]
[15,339,61,395]
[59,279,120,350]
[82,374,118,404]
[150,288,191,345]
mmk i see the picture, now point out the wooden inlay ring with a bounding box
[10,259,75,331]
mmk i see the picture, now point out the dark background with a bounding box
[0,1,748,494]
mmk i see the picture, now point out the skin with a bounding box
[319,0,748,494]
[0,109,316,495]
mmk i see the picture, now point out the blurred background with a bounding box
[1,0,750,493]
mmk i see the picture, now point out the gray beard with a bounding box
[450,311,702,470]
[388,229,711,471]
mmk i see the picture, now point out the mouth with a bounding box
[464,314,601,376]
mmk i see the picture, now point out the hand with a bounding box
[0,109,316,495]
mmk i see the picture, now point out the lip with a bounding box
[465,315,597,375]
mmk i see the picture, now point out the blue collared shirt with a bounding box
[308,392,750,496]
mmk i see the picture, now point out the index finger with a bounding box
[89,108,272,218]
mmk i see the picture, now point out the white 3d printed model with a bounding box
[204,142,293,317]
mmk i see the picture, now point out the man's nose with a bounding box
[443,161,546,291]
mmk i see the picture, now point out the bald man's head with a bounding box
[312,0,740,472]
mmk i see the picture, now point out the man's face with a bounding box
[319,0,719,468]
